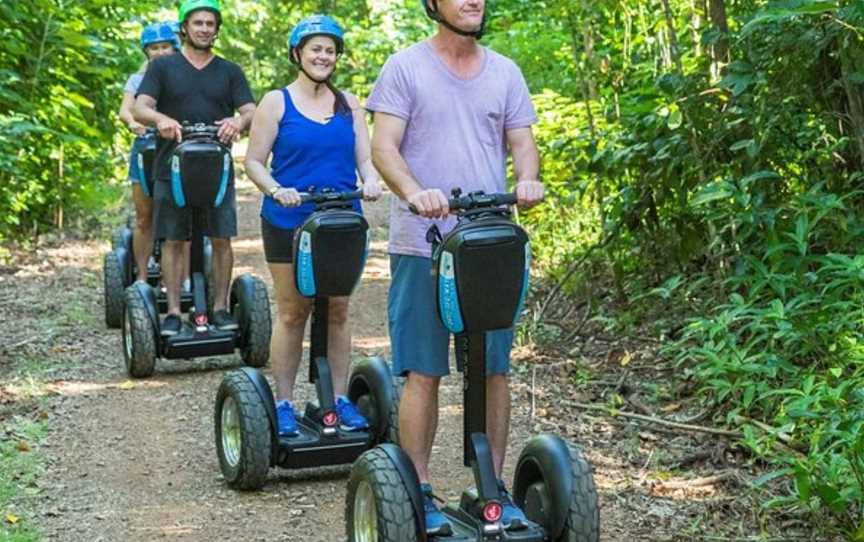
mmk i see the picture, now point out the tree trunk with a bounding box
[839,38,864,170]
[660,0,684,74]
[691,0,703,58]
[567,10,603,222]
[708,0,730,81]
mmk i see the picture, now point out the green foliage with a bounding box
[0,416,47,541]
[0,0,160,242]
[217,0,430,99]
[486,0,864,532]
[3,0,864,532]
[674,182,864,530]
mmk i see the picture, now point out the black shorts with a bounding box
[261,219,295,264]
[153,180,238,241]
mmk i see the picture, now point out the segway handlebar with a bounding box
[181,123,220,137]
[408,190,518,215]
[299,189,364,205]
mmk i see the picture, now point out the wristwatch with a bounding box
[268,185,281,197]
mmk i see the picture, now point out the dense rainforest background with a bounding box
[1,0,863,538]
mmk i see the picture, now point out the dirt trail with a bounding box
[1,178,817,542]
[23,181,527,541]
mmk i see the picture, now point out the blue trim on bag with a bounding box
[513,242,531,326]
[137,153,150,197]
[296,231,316,297]
[214,153,230,207]
[170,155,186,208]
[438,251,464,334]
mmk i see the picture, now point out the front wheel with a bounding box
[112,226,132,252]
[231,274,271,368]
[122,286,157,378]
[104,251,125,328]
[514,435,600,542]
[346,447,419,542]
[348,357,401,445]
[214,370,272,490]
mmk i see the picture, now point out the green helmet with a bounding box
[178,0,221,25]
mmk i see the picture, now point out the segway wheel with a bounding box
[122,287,157,378]
[514,435,600,542]
[231,274,271,368]
[348,357,402,445]
[203,237,213,279]
[104,251,126,328]
[346,448,418,542]
[112,226,132,251]
[214,371,272,490]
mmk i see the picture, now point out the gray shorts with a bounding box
[388,254,513,377]
[153,179,238,241]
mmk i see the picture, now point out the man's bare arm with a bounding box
[133,94,181,142]
[371,111,448,217]
[506,126,544,207]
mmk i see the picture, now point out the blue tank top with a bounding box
[261,87,360,229]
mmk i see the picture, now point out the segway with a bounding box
[121,123,270,378]
[345,190,600,542]
[103,128,209,327]
[214,190,399,490]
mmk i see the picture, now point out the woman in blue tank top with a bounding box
[245,15,382,437]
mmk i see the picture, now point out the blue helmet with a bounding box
[141,22,180,51]
[167,20,180,34]
[289,15,345,62]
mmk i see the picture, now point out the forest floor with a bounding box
[0,178,834,541]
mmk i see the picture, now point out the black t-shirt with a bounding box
[137,54,255,181]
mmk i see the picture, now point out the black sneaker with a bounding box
[161,314,182,336]
[211,310,239,331]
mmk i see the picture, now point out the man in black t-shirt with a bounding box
[133,0,255,335]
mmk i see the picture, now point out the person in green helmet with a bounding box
[133,0,256,336]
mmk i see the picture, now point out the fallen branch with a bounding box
[533,230,617,325]
[564,303,593,342]
[625,394,655,417]
[732,415,807,455]
[568,401,743,438]
[661,449,715,469]
[654,471,737,490]
[4,335,42,351]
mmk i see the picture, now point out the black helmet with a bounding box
[420,0,486,39]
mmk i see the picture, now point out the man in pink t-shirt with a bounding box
[366,0,544,535]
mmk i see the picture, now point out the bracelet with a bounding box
[268,185,281,197]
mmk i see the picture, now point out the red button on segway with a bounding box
[323,411,338,427]
[195,314,208,326]
[482,501,502,523]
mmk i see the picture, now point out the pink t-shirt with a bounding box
[366,41,538,258]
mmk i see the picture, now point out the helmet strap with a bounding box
[299,65,331,85]
[428,1,486,39]
[292,45,339,85]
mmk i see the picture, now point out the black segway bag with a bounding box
[170,139,233,208]
[136,135,158,197]
[294,210,369,298]
[433,217,530,334]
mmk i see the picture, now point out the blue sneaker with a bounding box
[275,399,299,437]
[497,479,528,530]
[335,395,369,432]
[420,483,453,537]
